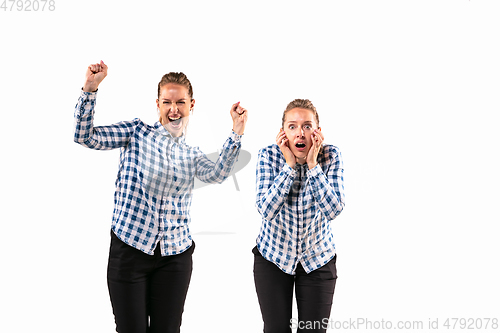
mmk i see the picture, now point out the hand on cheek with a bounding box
[307,128,324,170]
[276,129,296,168]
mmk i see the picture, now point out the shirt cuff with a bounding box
[306,164,322,178]
[283,163,298,178]
[80,89,98,98]
[230,130,243,142]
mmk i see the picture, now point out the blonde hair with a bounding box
[157,72,193,100]
[281,99,320,128]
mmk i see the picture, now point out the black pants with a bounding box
[107,231,194,333]
[253,246,337,333]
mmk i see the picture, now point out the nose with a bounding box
[169,102,179,113]
[297,127,305,138]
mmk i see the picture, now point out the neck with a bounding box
[295,157,306,165]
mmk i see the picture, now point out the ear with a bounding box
[190,98,195,111]
[318,127,321,131]
[156,99,160,109]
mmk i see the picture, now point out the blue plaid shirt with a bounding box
[255,144,345,274]
[74,90,242,256]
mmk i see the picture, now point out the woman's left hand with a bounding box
[307,128,324,169]
[230,102,248,135]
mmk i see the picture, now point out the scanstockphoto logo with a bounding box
[289,317,500,330]
[138,137,252,198]
[290,318,426,331]
[193,149,251,191]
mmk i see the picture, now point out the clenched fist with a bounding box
[83,60,108,92]
[230,101,248,135]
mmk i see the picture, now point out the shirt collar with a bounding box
[295,162,309,170]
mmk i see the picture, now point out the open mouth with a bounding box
[295,142,306,149]
[168,116,182,126]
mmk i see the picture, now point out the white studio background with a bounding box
[1,0,499,332]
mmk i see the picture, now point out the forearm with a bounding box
[196,131,242,183]
[307,164,345,220]
[256,163,296,222]
[73,90,99,147]
[73,90,136,150]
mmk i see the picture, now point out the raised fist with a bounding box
[83,60,108,92]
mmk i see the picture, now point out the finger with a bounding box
[311,134,320,147]
[313,129,324,143]
[276,134,286,145]
[317,133,322,145]
[232,101,240,113]
[100,61,108,75]
[90,64,100,73]
[312,131,320,142]
[236,104,246,115]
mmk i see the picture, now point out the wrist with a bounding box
[232,124,244,135]
[82,83,98,93]
[286,158,296,168]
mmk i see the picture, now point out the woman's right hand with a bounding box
[83,60,108,92]
[276,129,296,168]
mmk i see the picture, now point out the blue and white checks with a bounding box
[74,90,242,256]
[255,144,345,275]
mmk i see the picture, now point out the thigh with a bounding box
[148,242,195,333]
[295,256,337,333]
[253,246,295,333]
[107,231,153,333]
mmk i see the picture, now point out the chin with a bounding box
[292,152,307,161]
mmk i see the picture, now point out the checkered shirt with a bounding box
[255,144,345,274]
[74,90,242,256]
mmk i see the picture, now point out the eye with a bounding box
[304,125,311,130]
[177,101,185,104]
[289,125,295,130]
[163,101,171,104]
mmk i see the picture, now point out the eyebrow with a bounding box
[161,98,187,101]
[287,120,313,124]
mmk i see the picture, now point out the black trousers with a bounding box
[107,231,194,333]
[253,246,337,333]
